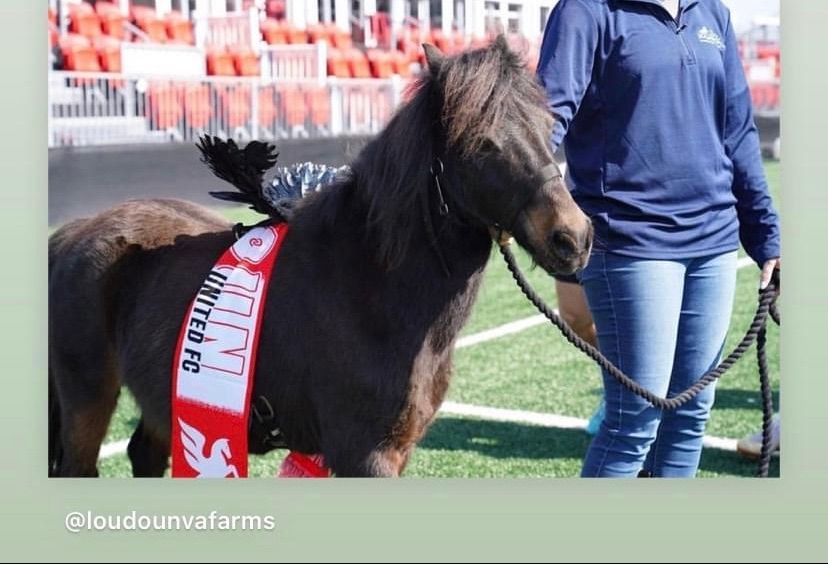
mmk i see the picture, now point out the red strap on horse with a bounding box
[278,452,331,478]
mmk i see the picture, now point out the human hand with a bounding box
[760,258,780,291]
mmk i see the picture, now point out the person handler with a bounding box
[537,0,780,477]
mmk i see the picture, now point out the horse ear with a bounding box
[422,43,445,76]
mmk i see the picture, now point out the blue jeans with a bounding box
[579,250,738,477]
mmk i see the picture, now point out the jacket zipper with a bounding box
[652,4,697,66]
[672,21,696,65]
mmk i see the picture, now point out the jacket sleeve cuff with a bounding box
[747,240,781,267]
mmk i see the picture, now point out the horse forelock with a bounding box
[346,40,550,271]
[440,41,553,156]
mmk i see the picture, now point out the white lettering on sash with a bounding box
[176,265,265,414]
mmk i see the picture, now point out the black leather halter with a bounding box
[424,159,564,277]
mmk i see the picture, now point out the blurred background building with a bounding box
[47,0,780,224]
[47,0,780,150]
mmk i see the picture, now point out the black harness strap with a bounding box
[250,395,287,450]
[422,158,453,277]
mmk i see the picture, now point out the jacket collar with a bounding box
[618,0,700,9]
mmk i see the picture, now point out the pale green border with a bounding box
[2,1,827,561]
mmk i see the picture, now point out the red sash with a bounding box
[171,224,287,478]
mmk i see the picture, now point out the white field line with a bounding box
[100,439,130,459]
[456,314,549,348]
[98,255,754,460]
[98,401,737,459]
[439,401,738,452]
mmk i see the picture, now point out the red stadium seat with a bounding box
[373,89,393,123]
[345,48,371,78]
[130,7,167,43]
[166,11,194,44]
[183,84,211,129]
[366,50,393,78]
[231,47,260,76]
[285,25,308,44]
[93,35,121,72]
[308,87,331,129]
[64,45,102,71]
[750,83,769,108]
[148,85,183,130]
[70,9,102,39]
[206,49,236,76]
[397,38,421,64]
[307,24,332,44]
[130,5,156,25]
[750,82,781,111]
[143,19,169,43]
[766,84,780,108]
[390,50,412,78]
[219,86,251,128]
[257,86,277,128]
[280,87,309,129]
[58,34,100,72]
[326,48,350,77]
[330,28,352,49]
[429,29,452,54]
[261,18,288,44]
[100,10,126,39]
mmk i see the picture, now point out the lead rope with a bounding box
[499,242,780,477]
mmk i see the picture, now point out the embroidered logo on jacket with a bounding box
[697,26,725,51]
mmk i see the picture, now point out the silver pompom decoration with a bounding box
[263,162,349,208]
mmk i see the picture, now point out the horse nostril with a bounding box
[550,230,579,260]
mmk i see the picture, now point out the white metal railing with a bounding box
[48,71,407,148]
[48,68,776,148]
[260,43,326,80]
[194,10,260,50]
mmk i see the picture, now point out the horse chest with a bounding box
[391,269,485,447]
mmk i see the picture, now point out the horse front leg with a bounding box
[314,427,400,477]
[127,418,170,477]
[320,401,438,477]
[325,445,408,477]
[318,356,451,477]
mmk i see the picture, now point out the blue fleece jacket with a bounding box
[536,0,780,265]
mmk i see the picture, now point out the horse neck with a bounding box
[380,192,493,352]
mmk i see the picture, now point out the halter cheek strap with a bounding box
[425,159,564,276]
[422,158,453,278]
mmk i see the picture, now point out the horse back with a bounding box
[49,198,232,377]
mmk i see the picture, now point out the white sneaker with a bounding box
[736,414,781,459]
